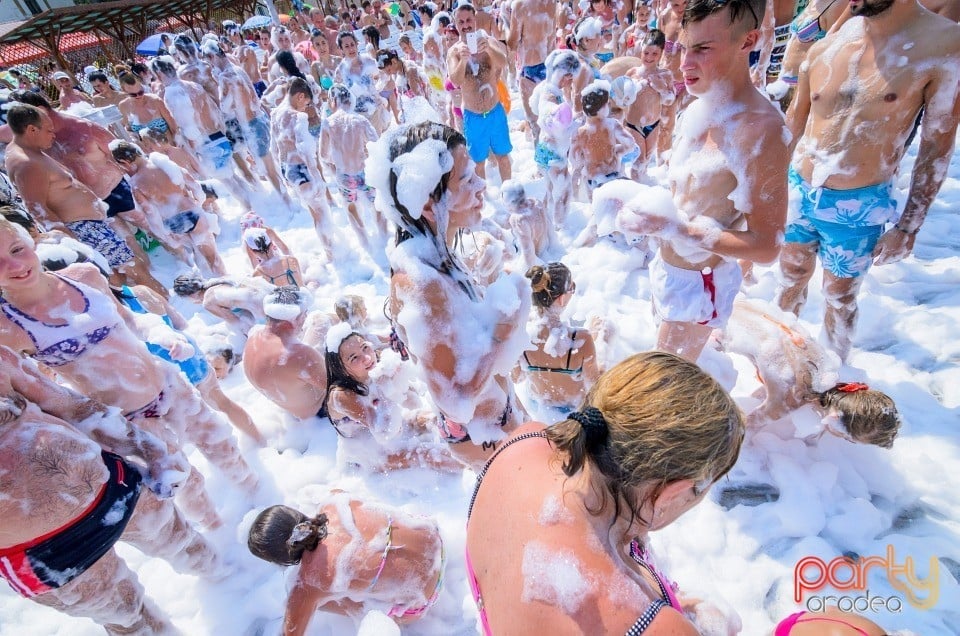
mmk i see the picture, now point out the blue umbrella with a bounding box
[242,15,274,31]
[136,33,171,56]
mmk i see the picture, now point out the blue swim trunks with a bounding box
[462,102,513,164]
[534,141,564,169]
[521,62,547,84]
[102,177,135,218]
[283,163,311,186]
[200,132,234,173]
[784,166,897,278]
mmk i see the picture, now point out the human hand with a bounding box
[166,338,196,361]
[684,598,742,636]
[617,205,674,236]
[145,451,190,499]
[872,227,915,266]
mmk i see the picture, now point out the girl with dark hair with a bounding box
[247,493,446,633]
[324,326,460,471]
[375,48,436,124]
[334,31,390,132]
[365,121,530,468]
[467,351,746,635]
[172,271,274,337]
[516,263,600,416]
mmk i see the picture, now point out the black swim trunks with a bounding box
[0,451,142,598]
[102,178,136,218]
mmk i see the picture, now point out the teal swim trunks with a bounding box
[784,166,898,278]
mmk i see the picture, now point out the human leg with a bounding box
[656,320,715,363]
[198,373,267,446]
[776,241,818,315]
[32,549,174,636]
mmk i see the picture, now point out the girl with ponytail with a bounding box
[248,493,446,634]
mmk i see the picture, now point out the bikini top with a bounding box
[790,0,838,44]
[523,330,583,375]
[0,275,120,367]
[129,117,170,134]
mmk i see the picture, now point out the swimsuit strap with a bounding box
[367,515,394,591]
[467,431,549,519]
[625,599,668,636]
[629,539,673,603]
[566,330,577,370]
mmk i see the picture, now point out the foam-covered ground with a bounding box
[1,97,958,635]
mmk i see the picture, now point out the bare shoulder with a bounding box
[61,262,110,291]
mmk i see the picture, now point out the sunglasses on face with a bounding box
[125,89,145,97]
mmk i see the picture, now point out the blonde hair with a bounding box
[546,351,744,525]
[0,216,36,248]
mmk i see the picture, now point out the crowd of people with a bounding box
[1,0,957,633]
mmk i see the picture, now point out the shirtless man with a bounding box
[776,0,960,361]
[270,78,334,257]
[51,71,92,111]
[243,286,328,420]
[0,346,220,634]
[173,34,220,103]
[151,57,252,207]
[201,41,289,201]
[618,0,787,362]
[227,24,268,96]
[507,0,556,141]
[267,26,312,82]
[111,141,226,277]
[3,104,161,293]
[448,3,513,181]
[7,90,162,292]
[920,0,960,20]
[319,84,381,253]
[87,71,125,108]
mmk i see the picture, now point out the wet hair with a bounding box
[545,351,744,527]
[87,71,109,84]
[333,294,366,323]
[0,216,36,247]
[644,28,666,49]
[683,0,762,31]
[248,505,330,566]
[150,57,178,79]
[399,34,412,45]
[337,30,357,49]
[325,332,370,396]
[362,25,381,49]
[582,84,610,117]
[117,69,141,87]
[568,17,598,51]
[376,48,400,70]
[110,140,144,163]
[818,384,901,449]
[129,62,150,77]
[172,272,214,296]
[0,205,37,235]
[275,50,305,79]
[8,89,51,110]
[271,26,293,50]
[174,34,199,58]
[38,241,110,279]
[526,263,573,309]
[419,4,435,18]
[6,104,43,136]
[329,83,353,108]
[288,77,314,101]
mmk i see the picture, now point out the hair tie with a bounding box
[837,382,869,393]
[569,406,608,446]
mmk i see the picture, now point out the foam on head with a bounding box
[545,49,581,86]
[574,17,603,43]
[324,321,356,353]
[581,80,611,116]
[263,285,310,321]
[500,179,526,208]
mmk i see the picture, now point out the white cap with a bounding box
[83,65,97,75]
[52,71,71,81]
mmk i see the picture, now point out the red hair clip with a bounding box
[837,382,869,393]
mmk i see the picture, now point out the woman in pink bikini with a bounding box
[247,491,445,634]
[466,351,745,635]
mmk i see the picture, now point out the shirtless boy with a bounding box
[569,81,636,195]
[448,3,513,181]
[777,0,960,361]
[319,85,381,253]
[4,105,160,292]
[624,29,676,170]
[618,0,787,363]
[270,78,333,257]
[532,50,580,223]
[243,286,328,420]
[111,141,226,277]
[507,0,557,141]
